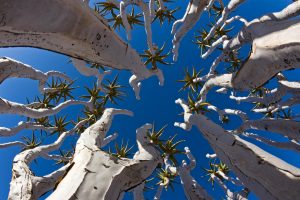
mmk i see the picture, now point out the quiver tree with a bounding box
[0,0,167,99]
[176,0,300,199]
[1,0,300,199]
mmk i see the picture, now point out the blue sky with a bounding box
[0,0,298,199]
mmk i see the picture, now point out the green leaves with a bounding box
[204,160,229,187]
[194,28,216,56]
[127,8,143,28]
[140,44,170,70]
[21,132,42,151]
[52,115,70,135]
[82,103,105,124]
[225,50,242,73]
[55,149,74,165]
[108,8,143,30]
[221,115,230,124]
[156,167,177,190]
[178,67,203,93]
[81,83,102,103]
[159,134,185,165]
[208,1,224,18]
[95,1,119,16]
[147,124,167,145]
[102,75,126,105]
[187,94,210,114]
[109,139,134,159]
[153,7,178,25]
[46,78,76,103]
[147,123,185,164]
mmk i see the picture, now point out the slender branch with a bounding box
[0,121,56,137]
[171,0,210,61]
[101,132,118,148]
[0,97,93,118]
[71,58,111,91]
[243,132,300,153]
[237,119,300,142]
[196,73,233,103]
[207,105,248,122]
[0,141,26,149]
[205,0,246,41]
[0,57,71,93]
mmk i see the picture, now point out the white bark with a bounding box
[8,119,88,200]
[205,0,246,41]
[71,58,111,91]
[175,98,300,200]
[0,0,163,99]
[164,147,212,200]
[199,2,300,92]
[171,0,210,61]
[0,121,56,137]
[243,132,300,153]
[7,108,155,200]
[133,182,145,200]
[0,97,93,118]
[207,105,248,122]
[120,0,154,54]
[237,119,300,142]
[0,57,71,93]
[252,96,300,114]
[47,115,162,200]
[232,18,300,89]
[196,74,233,103]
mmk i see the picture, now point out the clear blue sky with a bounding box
[0,0,298,199]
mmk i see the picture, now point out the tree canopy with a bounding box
[0,0,299,199]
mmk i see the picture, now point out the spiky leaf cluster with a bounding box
[109,139,134,159]
[204,160,230,187]
[140,44,170,70]
[153,7,178,25]
[21,132,42,151]
[156,167,177,190]
[178,67,203,93]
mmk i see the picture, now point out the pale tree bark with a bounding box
[0,121,56,137]
[8,119,88,200]
[47,117,162,200]
[6,107,163,200]
[171,0,210,61]
[175,98,300,200]
[0,97,94,118]
[194,1,300,100]
[0,57,71,93]
[237,119,300,142]
[0,0,164,99]
[164,147,212,200]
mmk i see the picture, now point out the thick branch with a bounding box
[0,0,163,99]
[175,98,300,200]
